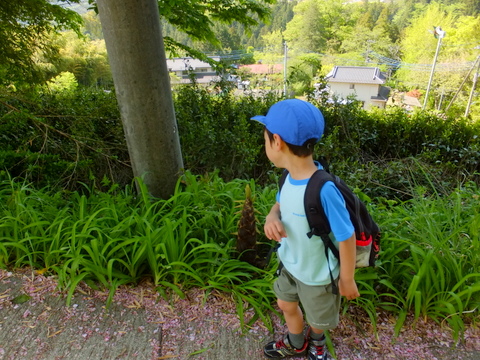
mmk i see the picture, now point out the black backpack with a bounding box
[274,165,380,295]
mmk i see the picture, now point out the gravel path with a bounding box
[1,268,479,359]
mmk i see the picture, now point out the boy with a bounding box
[252,99,360,360]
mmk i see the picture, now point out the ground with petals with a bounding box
[1,269,479,360]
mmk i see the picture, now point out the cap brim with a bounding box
[250,115,267,125]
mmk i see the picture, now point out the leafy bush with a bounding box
[173,83,279,181]
[312,101,480,199]
[0,172,278,329]
[1,172,479,336]
[1,86,479,199]
[0,89,131,190]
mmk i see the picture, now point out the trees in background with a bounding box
[0,0,83,85]
[1,0,479,118]
[394,2,480,113]
[2,0,276,198]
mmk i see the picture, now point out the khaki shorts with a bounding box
[273,267,341,330]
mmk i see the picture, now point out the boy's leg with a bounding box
[298,280,340,360]
[309,326,324,339]
[264,268,310,359]
[278,299,306,349]
[264,299,308,358]
[277,299,304,335]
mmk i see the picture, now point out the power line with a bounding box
[205,49,476,73]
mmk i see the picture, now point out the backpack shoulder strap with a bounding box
[305,169,341,294]
[304,169,333,236]
[278,169,288,192]
[304,170,340,260]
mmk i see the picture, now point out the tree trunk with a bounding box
[97,0,184,199]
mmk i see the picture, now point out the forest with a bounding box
[1,0,479,118]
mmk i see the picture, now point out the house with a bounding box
[166,57,224,84]
[325,66,390,109]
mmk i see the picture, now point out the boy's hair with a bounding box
[265,129,316,158]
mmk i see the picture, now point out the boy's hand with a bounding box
[264,216,287,242]
[264,202,286,242]
[339,234,360,300]
[339,278,360,301]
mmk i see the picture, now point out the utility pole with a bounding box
[423,26,446,110]
[283,41,288,98]
[465,55,480,117]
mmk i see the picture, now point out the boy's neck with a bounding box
[283,156,318,180]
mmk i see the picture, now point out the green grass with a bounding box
[0,171,479,338]
[353,181,480,340]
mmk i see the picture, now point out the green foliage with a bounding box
[312,101,480,199]
[0,89,130,190]
[373,182,480,340]
[0,0,83,84]
[0,172,278,328]
[45,30,112,88]
[173,83,280,181]
[45,72,78,94]
[158,0,274,45]
[2,86,479,198]
[1,170,478,337]
[148,0,275,60]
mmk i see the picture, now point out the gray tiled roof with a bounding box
[326,66,386,84]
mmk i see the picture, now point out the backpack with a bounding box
[273,164,380,294]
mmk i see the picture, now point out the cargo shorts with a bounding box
[273,267,341,330]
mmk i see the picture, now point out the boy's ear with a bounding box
[272,133,284,150]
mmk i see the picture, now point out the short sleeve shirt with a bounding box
[276,166,354,285]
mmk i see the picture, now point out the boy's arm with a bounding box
[338,234,360,300]
[264,202,287,242]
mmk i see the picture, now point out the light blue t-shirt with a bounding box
[276,167,354,286]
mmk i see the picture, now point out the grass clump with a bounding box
[352,181,480,340]
[0,171,278,330]
[0,171,479,338]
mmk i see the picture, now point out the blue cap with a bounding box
[251,99,324,146]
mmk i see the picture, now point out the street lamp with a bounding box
[423,26,446,110]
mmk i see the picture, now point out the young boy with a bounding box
[251,99,360,360]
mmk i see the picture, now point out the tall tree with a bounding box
[96,0,273,198]
[283,0,352,54]
[396,2,457,89]
[283,0,326,52]
[97,0,183,199]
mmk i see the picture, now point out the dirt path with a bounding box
[1,269,479,359]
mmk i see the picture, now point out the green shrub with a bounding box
[173,84,279,181]
[0,89,131,190]
[1,172,478,336]
[1,86,479,197]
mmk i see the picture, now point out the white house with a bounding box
[166,57,223,84]
[325,66,390,109]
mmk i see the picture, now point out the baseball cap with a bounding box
[251,99,325,146]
